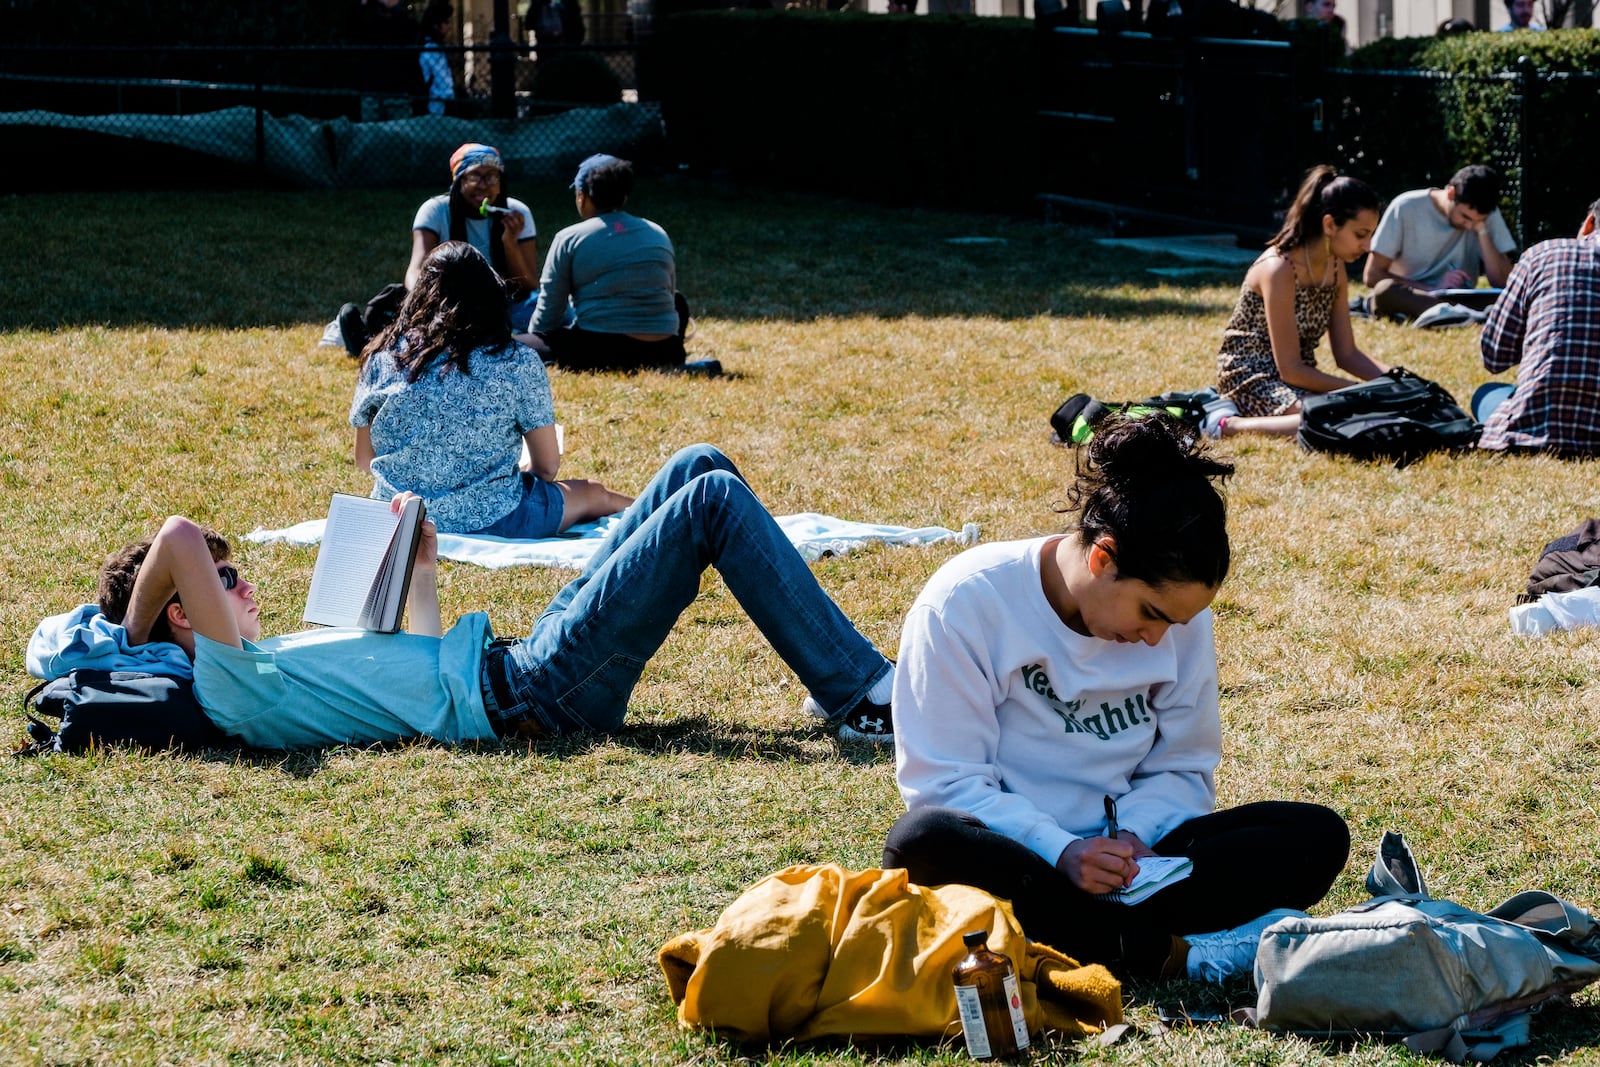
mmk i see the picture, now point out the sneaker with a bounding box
[1184,908,1305,983]
[1348,294,1372,319]
[1199,395,1238,439]
[663,358,722,377]
[802,693,894,744]
[836,700,893,743]
[336,302,368,358]
[1410,302,1475,330]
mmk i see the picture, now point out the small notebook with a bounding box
[1099,855,1194,905]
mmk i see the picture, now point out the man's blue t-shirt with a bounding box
[192,613,496,749]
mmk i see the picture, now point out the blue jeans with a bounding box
[481,444,891,735]
[509,292,539,334]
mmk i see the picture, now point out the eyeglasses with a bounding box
[459,169,501,187]
[217,565,240,591]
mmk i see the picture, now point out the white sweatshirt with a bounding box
[893,538,1220,869]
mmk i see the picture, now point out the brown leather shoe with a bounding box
[501,717,546,743]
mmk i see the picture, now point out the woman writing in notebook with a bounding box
[883,415,1350,983]
[353,240,631,538]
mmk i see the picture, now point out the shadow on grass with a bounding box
[1126,976,1600,1065]
[0,180,1242,331]
[613,714,892,766]
[179,713,889,775]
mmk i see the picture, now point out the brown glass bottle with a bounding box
[952,929,1030,1060]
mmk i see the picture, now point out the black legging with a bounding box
[537,327,686,372]
[882,801,1349,978]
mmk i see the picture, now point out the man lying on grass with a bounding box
[28,445,895,749]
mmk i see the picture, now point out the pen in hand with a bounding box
[1104,794,1132,888]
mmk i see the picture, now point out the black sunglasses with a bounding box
[217,565,240,591]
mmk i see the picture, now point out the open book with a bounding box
[302,494,426,633]
[1098,855,1193,906]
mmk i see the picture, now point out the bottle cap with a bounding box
[963,930,987,948]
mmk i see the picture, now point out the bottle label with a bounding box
[954,983,992,1059]
[1002,972,1030,1050]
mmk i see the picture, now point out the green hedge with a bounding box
[1341,29,1600,243]
[653,10,1039,214]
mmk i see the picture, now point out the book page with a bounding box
[303,496,404,629]
[358,496,422,631]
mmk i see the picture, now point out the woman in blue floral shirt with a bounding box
[352,242,631,536]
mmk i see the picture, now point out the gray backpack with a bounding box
[1247,831,1600,1062]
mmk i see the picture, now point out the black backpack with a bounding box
[17,670,234,756]
[1296,368,1481,468]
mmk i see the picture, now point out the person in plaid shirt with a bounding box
[1476,198,1600,456]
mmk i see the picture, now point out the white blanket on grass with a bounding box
[247,512,979,570]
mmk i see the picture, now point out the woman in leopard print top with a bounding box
[1215,166,1389,436]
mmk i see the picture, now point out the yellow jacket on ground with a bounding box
[659,863,1123,1044]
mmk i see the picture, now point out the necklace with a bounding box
[1301,244,1333,286]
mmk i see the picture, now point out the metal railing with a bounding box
[1038,26,1600,244]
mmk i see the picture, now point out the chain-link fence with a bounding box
[1321,64,1600,246]
[0,43,661,191]
[1322,68,1522,237]
[1038,28,1316,236]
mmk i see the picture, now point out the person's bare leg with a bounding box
[1370,279,1440,321]
[1221,413,1302,437]
[555,479,635,531]
[122,517,241,649]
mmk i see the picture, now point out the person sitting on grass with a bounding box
[354,240,630,537]
[410,143,542,326]
[527,154,689,373]
[1211,165,1390,438]
[337,143,542,357]
[1471,196,1600,457]
[884,415,1350,983]
[37,445,894,750]
[1361,164,1517,324]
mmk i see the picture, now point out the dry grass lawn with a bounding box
[2,180,1600,1064]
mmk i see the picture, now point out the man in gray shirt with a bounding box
[1361,164,1517,323]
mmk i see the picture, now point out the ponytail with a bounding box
[1270,165,1381,253]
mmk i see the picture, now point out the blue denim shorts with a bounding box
[473,473,566,539]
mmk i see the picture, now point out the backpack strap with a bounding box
[1403,1013,1531,1063]
[13,680,60,757]
[1488,891,1600,959]
[20,677,50,713]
